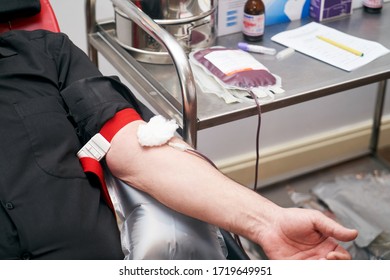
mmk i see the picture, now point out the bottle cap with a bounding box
[276,48,295,60]
[237,42,249,51]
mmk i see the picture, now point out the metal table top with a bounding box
[88,3,390,141]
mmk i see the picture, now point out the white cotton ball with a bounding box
[137,115,179,147]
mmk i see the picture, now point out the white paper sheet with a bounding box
[271,22,390,71]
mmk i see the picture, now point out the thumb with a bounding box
[314,214,358,242]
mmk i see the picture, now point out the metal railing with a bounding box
[85,0,198,147]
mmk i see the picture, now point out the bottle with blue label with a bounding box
[242,0,265,42]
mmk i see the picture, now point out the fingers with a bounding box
[313,213,356,260]
[326,246,352,260]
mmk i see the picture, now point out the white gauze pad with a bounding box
[137,115,179,147]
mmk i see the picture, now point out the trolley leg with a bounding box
[369,80,387,155]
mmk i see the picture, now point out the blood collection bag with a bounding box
[191,47,277,88]
[189,46,283,103]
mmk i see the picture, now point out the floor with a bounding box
[241,146,390,260]
[258,147,390,208]
[379,145,390,163]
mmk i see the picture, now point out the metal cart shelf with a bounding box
[85,0,389,157]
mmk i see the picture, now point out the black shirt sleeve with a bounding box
[45,32,153,143]
[60,76,153,143]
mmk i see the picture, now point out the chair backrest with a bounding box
[0,0,59,33]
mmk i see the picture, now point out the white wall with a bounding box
[199,83,389,159]
[50,0,390,164]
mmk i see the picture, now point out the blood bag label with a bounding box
[204,50,267,76]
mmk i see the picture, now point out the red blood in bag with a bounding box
[193,47,276,88]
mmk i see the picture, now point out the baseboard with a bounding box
[216,117,390,188]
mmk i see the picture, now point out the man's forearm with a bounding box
[105,120,279,244]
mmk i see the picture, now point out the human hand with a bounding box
[256,207,358,260]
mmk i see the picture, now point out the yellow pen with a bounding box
[316,35,364,57]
